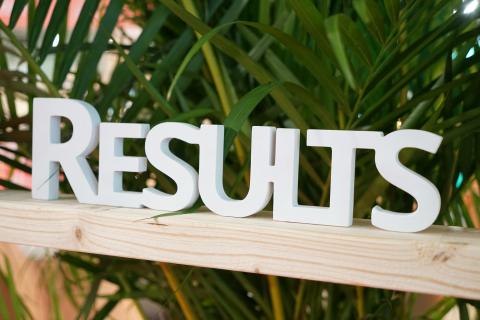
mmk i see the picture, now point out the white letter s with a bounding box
[372,130,442,232]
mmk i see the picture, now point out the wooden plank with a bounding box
[0,190,479,299]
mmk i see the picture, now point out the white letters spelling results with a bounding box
[32,98,443,232]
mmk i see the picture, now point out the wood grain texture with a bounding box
[0,190,479,299]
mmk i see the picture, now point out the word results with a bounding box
[32,98,442,232]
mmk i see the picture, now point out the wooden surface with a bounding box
[0,190,479,299]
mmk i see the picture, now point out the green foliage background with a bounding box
[1,0,480,318]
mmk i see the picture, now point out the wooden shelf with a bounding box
[0,190,479,299]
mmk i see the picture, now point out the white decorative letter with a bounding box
[98,123,149,208]
[372,130,442,232]
[198,125,275,217]
[142,122,200,211]
[32,98,100,203]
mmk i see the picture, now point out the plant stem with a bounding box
[356,286,365,319]
[293,279,306,320]
[158,263,197,320]
[180,0,246,165]
[268,275,284,320]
